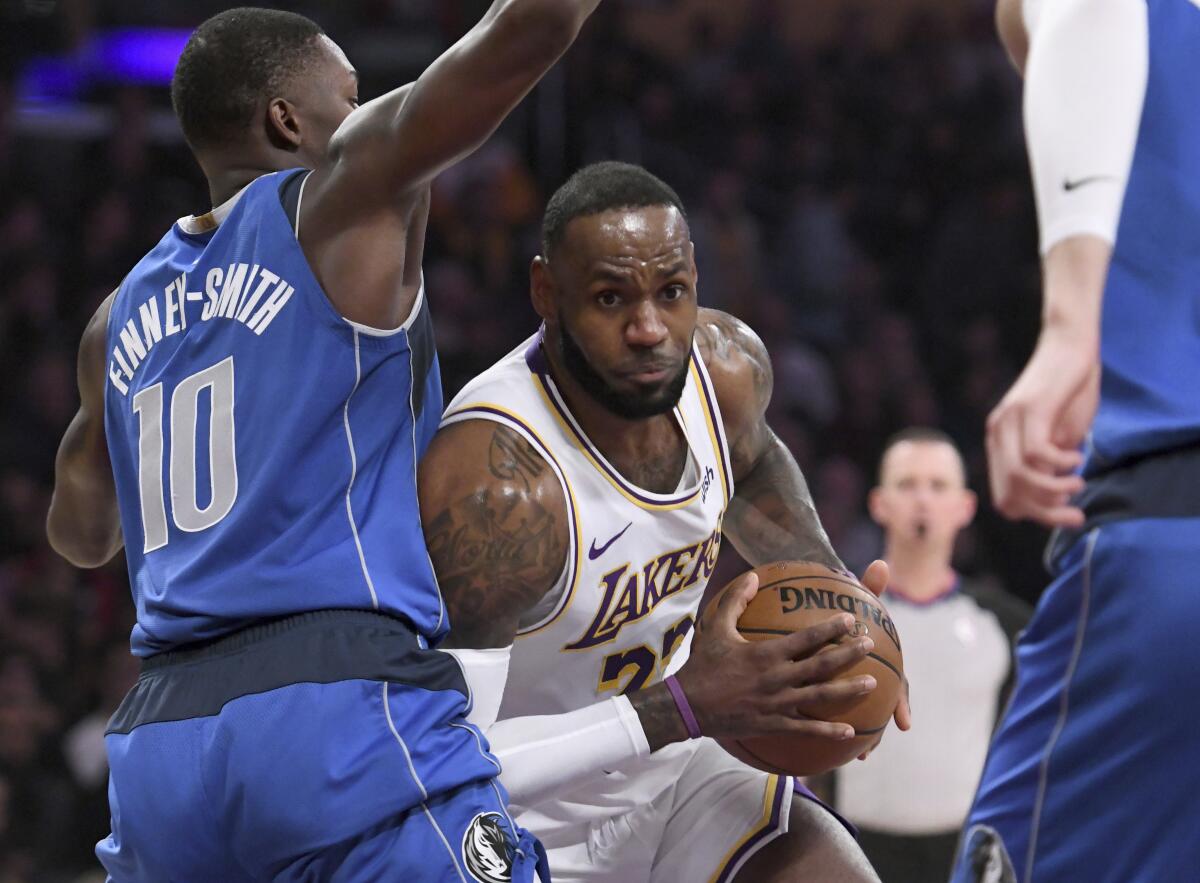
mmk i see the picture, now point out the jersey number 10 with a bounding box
[131,356,238,553]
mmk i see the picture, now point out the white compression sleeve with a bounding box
[487,696,651,811]
[443,646,511,731]
[1022,0,1148,254]
[445,645,653,810]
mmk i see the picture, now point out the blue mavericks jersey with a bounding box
[104,170,445,655]
[1089,0,1200,475]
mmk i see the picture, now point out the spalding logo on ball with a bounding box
[766,577,902,657]
[717,560,905,777]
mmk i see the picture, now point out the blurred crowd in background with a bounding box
[1,0,1051,878]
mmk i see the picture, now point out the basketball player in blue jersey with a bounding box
[44,5,602,880]
[951,1,1200,881]
[416,163,911,882]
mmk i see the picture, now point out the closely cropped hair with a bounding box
[171,7,325,150]
[542,162,687,255]
[878,427,963,480]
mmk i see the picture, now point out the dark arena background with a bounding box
[1,1,1051,878]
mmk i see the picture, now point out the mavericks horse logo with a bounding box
[463,812,514,883]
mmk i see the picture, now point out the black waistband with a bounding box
[1046,443,1200,568]
[109,610,464,735]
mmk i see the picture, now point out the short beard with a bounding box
[557,321,689,420]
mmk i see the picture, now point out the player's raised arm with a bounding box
[47,295,123,568]
[311,0,600,209]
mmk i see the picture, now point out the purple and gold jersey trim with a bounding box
[793,778,857,838]
[441,403,583,637]
[688,351,734,506]
[710,774,788,883]
[524,334,726,512]
[534,376,700,511]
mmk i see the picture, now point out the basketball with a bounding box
[716,561,905,777]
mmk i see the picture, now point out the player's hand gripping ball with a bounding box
[716,561,904,776]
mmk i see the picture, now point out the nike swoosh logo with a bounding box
[1062,175,1115,192]
[588,522,633,560]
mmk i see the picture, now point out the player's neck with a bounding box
[882,543,956,602]
[542,343,682,471]
[200,149,307,207]
[204,166,282,207]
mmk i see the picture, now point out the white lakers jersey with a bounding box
[443,330,733,719]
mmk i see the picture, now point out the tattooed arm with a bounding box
[419,418,687,743]
[418,419,677,806]
[417,418,869,811]
[419,419,568,649]
[696,308,842,570]
[699,309,913,746]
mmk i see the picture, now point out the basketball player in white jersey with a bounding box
[418,162,910,882]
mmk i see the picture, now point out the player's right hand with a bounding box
[675,571,876,742]
[986,323,1093,527]
[987,235,1109,528]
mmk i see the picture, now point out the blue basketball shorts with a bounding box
[951,517,1200,883]
[97,610,548,882]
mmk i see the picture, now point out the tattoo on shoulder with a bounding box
[695,315,839,569]
[697,310,773,411]
[488,425,545,492]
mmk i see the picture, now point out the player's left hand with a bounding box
[854,559,911,758]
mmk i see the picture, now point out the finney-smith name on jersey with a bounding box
[108,262,297,395]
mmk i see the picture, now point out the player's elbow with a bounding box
[48,535,112,569]
[47,531,111,569]
[46,507,118,569]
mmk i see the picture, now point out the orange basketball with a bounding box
[716,560,904,777]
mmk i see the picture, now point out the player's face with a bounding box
[546,206,698,420]
[871,441,976,547]
[285,36,360,165]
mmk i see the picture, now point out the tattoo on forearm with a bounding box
[725,435,842,570]
[696,311,841,570]
[628,682,689,752]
